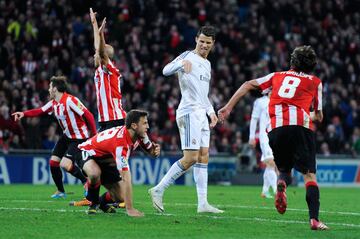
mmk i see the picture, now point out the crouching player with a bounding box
[70,109,160,216]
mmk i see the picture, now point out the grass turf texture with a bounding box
[0,185,359,239]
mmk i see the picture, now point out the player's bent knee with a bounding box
[60,158,72,172]
[83,161,101,183]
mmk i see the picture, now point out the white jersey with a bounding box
[249,95,270,144]
[162,51,215,118]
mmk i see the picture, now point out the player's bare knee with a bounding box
[267,159,276,168]
[50,156,61,163]
[181,151,199,168]
[303,172,316,184]
[198,148,209,164]
[83,161,101,183]
[60,158,72,172]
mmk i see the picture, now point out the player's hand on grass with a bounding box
[182,60,192,73]
[12,112,24,121]
[209,113,218,129]
[126,208,144,217]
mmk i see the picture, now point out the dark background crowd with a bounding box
[1,0,360,157]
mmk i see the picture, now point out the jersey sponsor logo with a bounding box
[200,75,210,82]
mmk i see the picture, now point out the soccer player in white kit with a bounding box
[249,95,277,198]
[149,26,223,214]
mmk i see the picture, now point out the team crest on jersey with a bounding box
[192,139,196,145]
[120,156,126,164]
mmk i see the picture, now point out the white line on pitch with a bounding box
[0,207,359,228]
[3,199,360,217]
[171,203,360,216]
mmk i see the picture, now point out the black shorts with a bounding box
[71,150,121,185]
[268,125,316,174]
[52,135,87,159]
[98,119,125,132]
[95,158,122,185]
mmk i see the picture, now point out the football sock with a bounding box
[305,181,320,220]
[100,191,114,206]
[268,167,278,192]
[68,164,87,184]
[50,160,65,193]
[155,160,186,193]
[86,180,101,205]
[194,163,208,206]
[279,172,292,186]
[262,167,270,194]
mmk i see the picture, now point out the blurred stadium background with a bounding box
[1,1,360,186]
[1,1,360,238]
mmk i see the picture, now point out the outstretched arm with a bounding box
[12,107,48,121]
[218,79,260,122]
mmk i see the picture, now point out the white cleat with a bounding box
[148,187,164,213]
[197,203,224,214]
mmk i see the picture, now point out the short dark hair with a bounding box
[290,45,317,73]
[50,76,68,93]
[197,26,216,40]
[125,109,149,129]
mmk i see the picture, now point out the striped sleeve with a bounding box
[255,73,274,93]
[41,100,54,114]
[68,97,85,116]
[313,81,323,111]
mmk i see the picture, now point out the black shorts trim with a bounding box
[98,119,125,132]
[268,125,316,174]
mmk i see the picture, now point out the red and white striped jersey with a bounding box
[256,70,322,131]
[41,93,91,139]
[94,61,127,122]
[78,126,153,171]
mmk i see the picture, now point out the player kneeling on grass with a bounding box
[70,109,160,216]
[218,46,329,230]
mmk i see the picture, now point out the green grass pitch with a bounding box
[0,185,359,239]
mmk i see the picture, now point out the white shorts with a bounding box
[260,142,274,162]
[177,111,210,150]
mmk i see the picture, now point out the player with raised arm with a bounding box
[70,110,160,216]
[249,94,277,198]
[90,8,126,129]
[12,76,96,198]
[218,46,328,230]
[149,26,223,214]
[75,9,129,208]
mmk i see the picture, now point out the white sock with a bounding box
[262,168,270,194]
[193,163,208,207]
[268,168,277,193]
[155,160,185,193]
